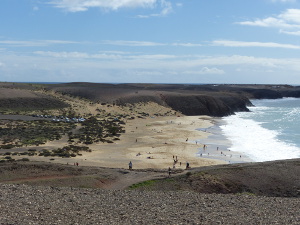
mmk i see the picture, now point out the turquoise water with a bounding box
[221,98,300,162]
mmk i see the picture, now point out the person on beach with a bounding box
[168,167,171,176]
[186,162,190,169]
[129,161,132,170]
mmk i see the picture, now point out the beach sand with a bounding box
[27,115,227,169]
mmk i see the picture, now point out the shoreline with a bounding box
[196,118,253,164]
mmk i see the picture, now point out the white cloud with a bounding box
[279,8,300,23]
[26,51,300,72]
[183,67,225,75]
[136,0,172,18]
[2,49,300,83]
[270,0,296,3]
[49,0,156,12]
[34,50,178,61]
[212,40,300,49]
[34,51,123,60]
[237,8,300,36]
[0,39,78,47]
[172,43,202,47]
[101,40,203,47]
[0,38,203,49]
[130,54,176,60]
[49,0,173,16]
[238,16,300,29]
[29,51,299,70]
[101,40,165,47]
[280,29,300,35]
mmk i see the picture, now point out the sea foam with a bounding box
[221,110,300,162]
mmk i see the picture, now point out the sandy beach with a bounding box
[25,115,226,169]
[1,96,252,170]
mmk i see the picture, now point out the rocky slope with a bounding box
[0,184,299,224]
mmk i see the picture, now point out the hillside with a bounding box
[44,82,300,116]
[0,159,299,224]
[1,82,300,117]
[0,159,299,197]
[130,159,300,198]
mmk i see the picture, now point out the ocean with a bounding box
[220,98,300,162]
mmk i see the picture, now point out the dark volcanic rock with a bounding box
[239,88,283,99]
[38,83,300,117]
[0,97,69,110]
[163,93,250,116]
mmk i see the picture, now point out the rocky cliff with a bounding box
[8,82,299,117]
[163,93,251,117]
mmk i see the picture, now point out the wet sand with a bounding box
[196,119,253,164]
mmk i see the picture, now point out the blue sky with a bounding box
[1,0,300,84]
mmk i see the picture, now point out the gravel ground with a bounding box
[0,184,299,224]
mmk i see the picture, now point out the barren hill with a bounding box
[44,82,300,116]
[0,86,69,112]
[1,82,300,116]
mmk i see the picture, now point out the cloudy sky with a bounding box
[1,0,300,84]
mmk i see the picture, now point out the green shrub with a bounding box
[19,158,29,161]
[129,180,158,189]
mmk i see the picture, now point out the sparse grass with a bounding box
[0,120,75,148]
[129,180,158,189]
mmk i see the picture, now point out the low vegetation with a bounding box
[0,120,75,148]
[69,116,125,145]
[129,180,158,189]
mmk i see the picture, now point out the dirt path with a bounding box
[0,161,186,190]
[102,169,172,190]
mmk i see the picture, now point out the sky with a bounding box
[1,0,300,84]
